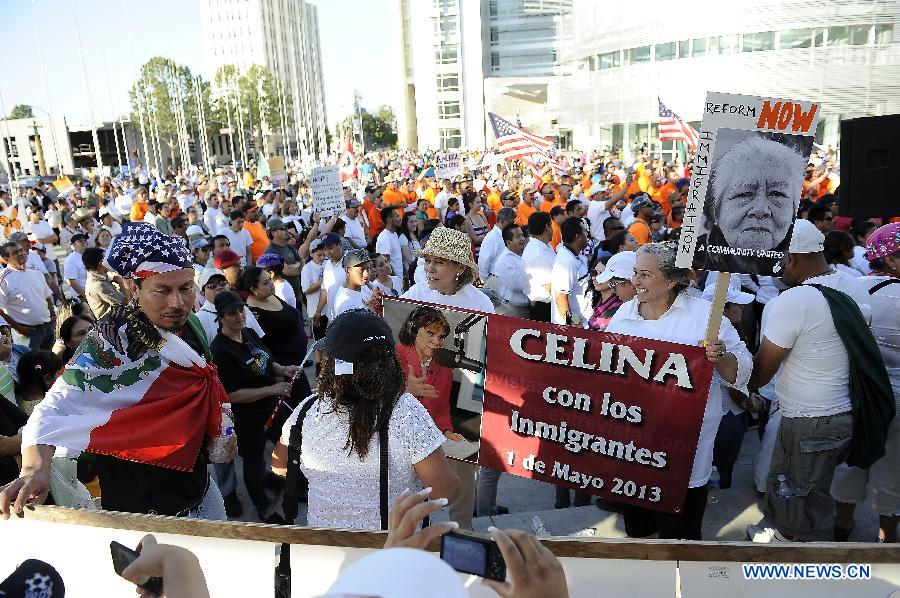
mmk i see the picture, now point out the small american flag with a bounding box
[488,112,561,178]
[658,98,699,150]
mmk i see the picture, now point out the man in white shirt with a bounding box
[62,233,89,299]
[343,199,369,250]
[551,217,591,327]
[375,207,403,277]
[434,179,453,221]
[493,224,530,318]
[301,240,327,327]
[221,210,254,266]
[0,241,55,349]
[747,219,872,544]
[113,187,133,218]
[203,193,223,235]
[478,207,517,284]
[521,211,556,322]
[312,233,347,328]
[177,185,196,212]
[328,249,375,319]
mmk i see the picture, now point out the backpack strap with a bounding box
[283,394,317,524]
[868,278,900,295]
[379,422,389,531]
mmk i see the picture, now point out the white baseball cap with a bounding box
[588,183,607,197]
[198,268,227,288]
[788,218,825,254]
[324,548,466,598]
[701,283,754,305]
[595,251,637,284]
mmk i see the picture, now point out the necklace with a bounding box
[804,267,835,282]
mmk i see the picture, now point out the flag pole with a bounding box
[101,48,124,172]
[71,0,104,172]
[30,0,63,174]
[122,0,152,173]
[0,90,15,183]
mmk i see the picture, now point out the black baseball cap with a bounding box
[313,309,394,363]
[213,290,244,317]
[342,249,373,268]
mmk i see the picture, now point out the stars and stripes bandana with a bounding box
[106,221,193,279]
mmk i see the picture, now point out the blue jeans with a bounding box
[186,475,227,521]
[713,412,749,489]
[12,321,55,351]
[214,461,237,497]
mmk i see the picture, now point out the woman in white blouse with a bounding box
[606,242,752,540]
[274,309,459,530]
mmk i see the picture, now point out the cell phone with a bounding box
[110,541,164,596]
[440,530,507,582]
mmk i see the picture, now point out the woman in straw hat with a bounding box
[401,227,494,313]
[401,227,494,531]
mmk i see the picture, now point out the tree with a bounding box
[361,105,397,149]
[128,57,212,167]
[8,105,33,119]
[209,64,293,156]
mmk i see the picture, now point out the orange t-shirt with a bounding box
[423,187,439,219]
[131,201,148,222]
[382,187,402,207]
[551,221,561,250]
[651,182,676,216]
[515,202,536,226]
[244,220,268,262]
[486,191,502,213]
[628,218,651,246]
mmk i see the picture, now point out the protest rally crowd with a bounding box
[0,141,897,596]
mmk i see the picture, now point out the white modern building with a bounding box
[203,0,328,161]
[555,0,900,158]
[396,0,571,151]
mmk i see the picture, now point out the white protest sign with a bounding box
[311,165,345,217]
[676,92,820,276]
[435,150,461,179]
[269,156,288,187]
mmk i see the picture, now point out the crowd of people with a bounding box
[0,143,896,593]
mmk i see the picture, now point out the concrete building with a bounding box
[0,116,146,182]
[396,0,571,151]
[555,0,900,158]
[203,0,328,161]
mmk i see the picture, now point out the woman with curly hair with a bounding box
[273,309,459,530]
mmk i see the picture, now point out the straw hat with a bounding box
[416,227,478,273]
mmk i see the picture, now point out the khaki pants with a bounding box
[448,459,477,530]
[764,411,852,541]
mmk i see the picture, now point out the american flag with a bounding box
[658,98,699,150]
[488,112,561,178]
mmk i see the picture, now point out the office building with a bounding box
[555,0,900,158]
[203,0,328,161]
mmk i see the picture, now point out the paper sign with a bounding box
[269,156,287,187]
[435,151,461,179]
[52,176,76,198]
[311,165,344,217]
[676,92,820,276]
[479,315,714,513]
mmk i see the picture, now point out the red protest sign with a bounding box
[479,315,714,513]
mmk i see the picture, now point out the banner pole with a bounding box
[704,272,731,344]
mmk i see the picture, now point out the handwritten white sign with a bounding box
[311,165,344,217]
[435,151,461,179]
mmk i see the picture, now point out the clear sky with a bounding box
[0,0,395,127]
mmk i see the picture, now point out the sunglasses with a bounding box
[204,280,228,290]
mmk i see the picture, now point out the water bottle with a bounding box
[709,466,720,489]
[532,515,550,538]
[209,403,236,463]
[774,474,794,499]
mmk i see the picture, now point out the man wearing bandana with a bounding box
[0,222,233,520]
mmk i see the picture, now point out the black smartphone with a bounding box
[110,541,164,596]
[440,530,506,582]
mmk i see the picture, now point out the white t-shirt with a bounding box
[860,275,900,386]
[322,259,346,292]
[587,199,611,241]
[0,267,52,325]
[343,216,367,249]
[850,245,872,276]
[402,282,495,314]
[376,229,403,277]
[203,207,222,235]
[550,245,590,326]
[28,220,57,257]
[195,300,265,344]
[329,285,370,319]
[221,227,254,266]
[114,194,133,217]
[26,251,48,275]
[763,271,871,418]
[434,190,451,217]
[372,275,403,297]
[63,252,88,291]
[282,393,445,530]
[275,278,297,309]
[477,226,505,280]
[493,248,529,307]
[301,260,325,318]
[521,237,556,303]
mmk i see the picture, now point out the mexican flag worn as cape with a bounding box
[22,309,226,472]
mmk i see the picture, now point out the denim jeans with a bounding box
[713,412,749,488]
[213,461,237,497]
[185,475,227,521]
[12,321,55,351]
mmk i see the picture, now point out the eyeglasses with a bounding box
[609,226,625,232]
[204,280,228,290]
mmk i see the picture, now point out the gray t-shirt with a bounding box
[263,242,302,302]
